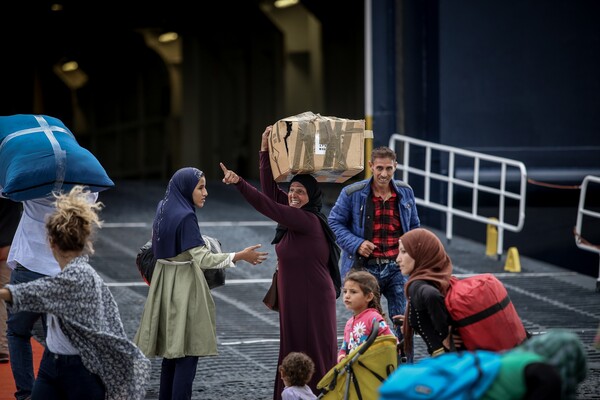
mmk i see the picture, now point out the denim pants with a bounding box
[32,349,104,400]
[159,356,199,400]
[7,265,49,400]
[365,261,407,340]
[0,259,11,355]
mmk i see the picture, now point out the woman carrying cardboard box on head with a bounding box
[220,125,341,400]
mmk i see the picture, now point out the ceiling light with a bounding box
[61,61,79,72]
[274,0,299,9]
[54,60,88,90]
[158,32,179,43]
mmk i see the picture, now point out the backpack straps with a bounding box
[453,295,511,328]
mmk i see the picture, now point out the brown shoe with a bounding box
[0,352,9,363]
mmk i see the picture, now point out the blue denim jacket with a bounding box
[328,178,420,277]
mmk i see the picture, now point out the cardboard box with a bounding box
[268,112,368,183]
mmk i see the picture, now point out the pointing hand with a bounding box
[220,162,240,185]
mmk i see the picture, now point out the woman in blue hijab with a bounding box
[135,167,268,400]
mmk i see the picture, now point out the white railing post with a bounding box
[574,175,600,292]
[389,134,528,259]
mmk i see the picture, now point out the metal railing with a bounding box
[574,175,600,287]
[389,134,527,259]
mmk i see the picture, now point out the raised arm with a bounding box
[259,125,288,205]
[220,162,318,234]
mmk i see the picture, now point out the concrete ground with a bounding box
[91,180,599,399]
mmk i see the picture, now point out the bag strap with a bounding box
[356,360,388,382]
[398,339,408,364]
[453,295,511,328]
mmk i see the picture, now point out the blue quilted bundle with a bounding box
[0,114,114,201]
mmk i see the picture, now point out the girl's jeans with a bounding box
[32,349,105,400]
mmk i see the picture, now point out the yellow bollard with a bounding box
[485,218,498,257]
[504,247,522,273]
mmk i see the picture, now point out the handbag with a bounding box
[135,235,226,290]
[136,241,155,285]
[262,269,279,311]
[202,235,227,289]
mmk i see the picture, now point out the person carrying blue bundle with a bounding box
[6,192,98,400]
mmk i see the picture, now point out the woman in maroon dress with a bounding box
[220,125,340,400]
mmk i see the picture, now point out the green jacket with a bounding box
[480,351,544,400]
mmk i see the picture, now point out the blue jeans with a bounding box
[159,356,199,400]
[32,349,104,400]
[7,265,49,400]
[365,261,407,340]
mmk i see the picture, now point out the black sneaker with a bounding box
[0,352,8,363]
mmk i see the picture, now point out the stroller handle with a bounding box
[318,318,395,400]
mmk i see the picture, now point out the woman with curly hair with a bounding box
[0,186,151,400]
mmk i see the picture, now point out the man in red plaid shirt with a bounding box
[329,146,420,342]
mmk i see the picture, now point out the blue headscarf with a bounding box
[152,167,206,259]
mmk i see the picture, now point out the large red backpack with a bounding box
[444,273,528,351]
